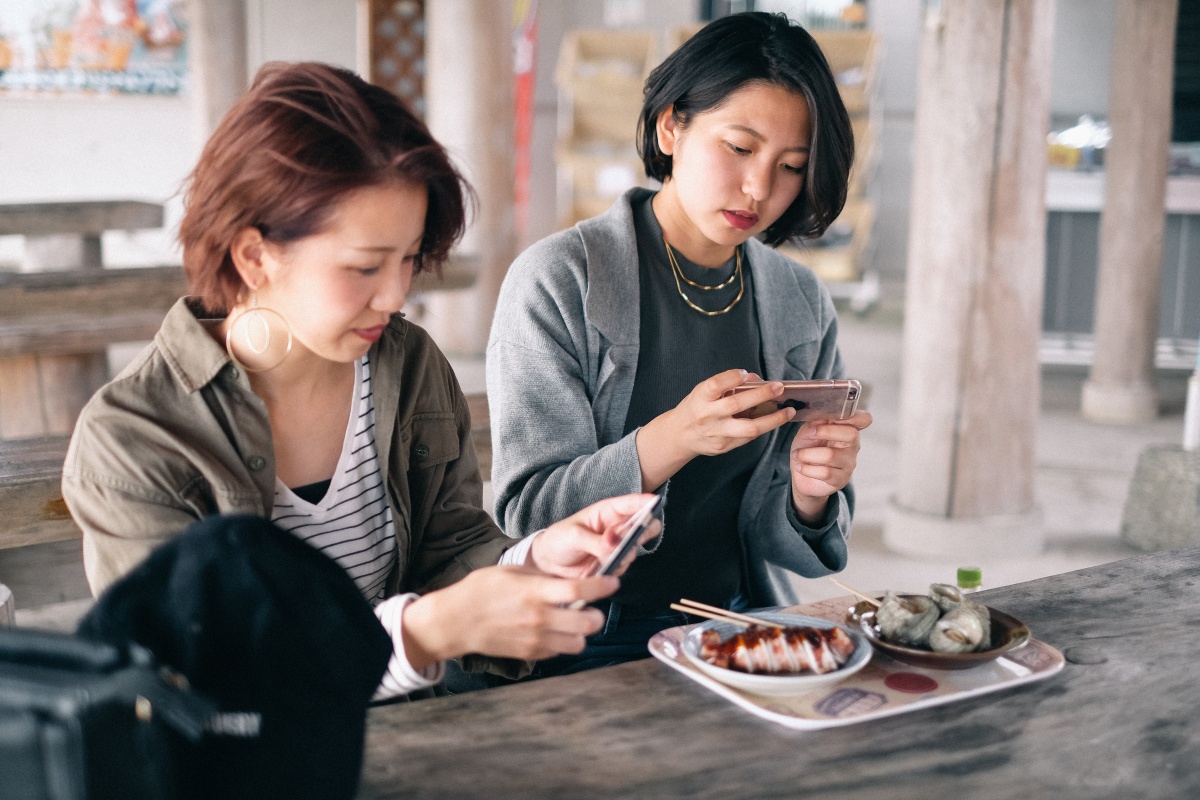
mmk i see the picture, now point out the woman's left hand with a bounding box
[528,493,662,579]
[789,410,872,525]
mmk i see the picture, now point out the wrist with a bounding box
[637,411,693,491]
[401,591,461,667]
[791,491,829,527]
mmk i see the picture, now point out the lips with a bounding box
[723,210,759,230]
[354,325,387,343]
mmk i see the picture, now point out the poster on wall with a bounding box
[0,0,187,95]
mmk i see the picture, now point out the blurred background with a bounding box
[0,0,1197,622]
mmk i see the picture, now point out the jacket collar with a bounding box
[155,298,237,394]
[578,188,647,347]
[369,313,409,473]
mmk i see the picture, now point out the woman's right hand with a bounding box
[400,566,617,669]
[635,369,795,491]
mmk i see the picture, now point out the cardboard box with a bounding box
[556,94,644,150]
[811,29,880,117]
[778,199,875,284]
[555,29,657,100]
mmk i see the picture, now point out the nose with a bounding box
[371,262,412,314]
[742,159,774,204]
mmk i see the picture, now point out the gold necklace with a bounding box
[663,237,745,316]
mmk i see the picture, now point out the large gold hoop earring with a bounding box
[225,295,293,373]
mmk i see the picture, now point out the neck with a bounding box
[214,311,351,402]
[247,348,349,404]
[651,182,737,268]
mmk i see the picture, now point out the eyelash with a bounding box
[725,142,805,173]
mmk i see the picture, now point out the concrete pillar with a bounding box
[884,0,1055,559]
[420,0,516,356]
[187,0,249,140]
[1081,0,1178,424]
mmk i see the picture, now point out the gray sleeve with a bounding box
[486,240,642,537]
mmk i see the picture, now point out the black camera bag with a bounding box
[0,626,215,800]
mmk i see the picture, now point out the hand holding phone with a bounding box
[724,379,862,421]
[567,494,663,609]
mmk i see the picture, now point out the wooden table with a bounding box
[360,545,1200,798]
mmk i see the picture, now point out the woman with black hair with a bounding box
[485,12,873,676]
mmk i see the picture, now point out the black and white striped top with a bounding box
[269,356,533,697]
[271,356,397,602]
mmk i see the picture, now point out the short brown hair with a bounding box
[179,62,472,313]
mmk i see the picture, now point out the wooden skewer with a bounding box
[827,577,882,608]
[673,598,785,629]
[669,603,752,627]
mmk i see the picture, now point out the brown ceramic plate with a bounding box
[846,596,1031,671]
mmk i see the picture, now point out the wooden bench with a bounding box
[0,266,186,439]
[0,395,493,551]
[0,200,164,272]
[0,435,75,550]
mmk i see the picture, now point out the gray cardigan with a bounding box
[486,188,852,606]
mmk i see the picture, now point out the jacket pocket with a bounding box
[406,414,460,469]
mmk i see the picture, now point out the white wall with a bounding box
[246,0,358,72]
[0,0,359,268]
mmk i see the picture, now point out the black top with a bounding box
[616,193,768,609]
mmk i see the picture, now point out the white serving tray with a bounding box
[648,595,1065,731]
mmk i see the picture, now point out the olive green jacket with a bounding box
[63,298,511,605]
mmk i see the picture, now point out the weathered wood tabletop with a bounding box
[360,545,1200,799]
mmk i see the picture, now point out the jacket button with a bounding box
[415,444,429,459]
[247,456,266,471]
[228,366,241,380]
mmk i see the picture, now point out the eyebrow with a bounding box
[727,125,810,153]
[352,235,423,254]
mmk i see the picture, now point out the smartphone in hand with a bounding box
[724,379,862,421]
[567,494,663,610]
[593,494,664,577]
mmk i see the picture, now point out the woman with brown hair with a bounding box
[62,61,653,696]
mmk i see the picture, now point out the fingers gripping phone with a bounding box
[594,494,664,577]
[567,494,663,610]
[724,379,862,421]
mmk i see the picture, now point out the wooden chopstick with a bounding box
[827,577,882,608]
[669,603,752,627]
[673,598,786,629]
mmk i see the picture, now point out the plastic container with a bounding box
[957,566,983,594]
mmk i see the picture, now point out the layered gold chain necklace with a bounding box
[662,236,745,316]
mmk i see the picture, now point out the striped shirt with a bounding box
[272,356,396,602]
[271,356,537,698]
[272,357,437,697]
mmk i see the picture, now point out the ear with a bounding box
[228,227,268,295]
[655,105,681,156]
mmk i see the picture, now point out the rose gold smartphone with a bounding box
[723,379,862,421]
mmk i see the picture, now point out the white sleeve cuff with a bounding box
[498,528,543,566]
[372,592,445,701]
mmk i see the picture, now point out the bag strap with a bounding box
[0,627,125,673]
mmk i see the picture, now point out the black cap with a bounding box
[77,513,393,800]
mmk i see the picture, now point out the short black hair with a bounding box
[637,12,853,245]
